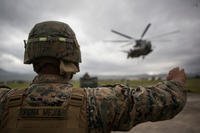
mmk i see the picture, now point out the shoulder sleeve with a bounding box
[85,81,187,132]
[0,87,10,128]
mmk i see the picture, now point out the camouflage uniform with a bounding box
[0,21,187,133]
[0,74,186,133]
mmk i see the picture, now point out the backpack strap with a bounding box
[67,88,87,129]
[70,88,84,107]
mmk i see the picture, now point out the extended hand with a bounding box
[167,67,186,86]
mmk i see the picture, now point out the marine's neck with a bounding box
[33,60,72,83]
[38,65,60,75]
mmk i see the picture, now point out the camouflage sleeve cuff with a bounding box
[157,80,186,93]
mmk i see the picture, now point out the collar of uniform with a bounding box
[32,74,69,84]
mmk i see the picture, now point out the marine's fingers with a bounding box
[180,69,184,72]
[172,67,179,71]
[174,67,180,71]
[180,69,186,75]
[181,69,187,78]
[169,67,179,74]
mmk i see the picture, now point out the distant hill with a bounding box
[0,68,35,81]
[73,73,167,80]
[74,72,200,80]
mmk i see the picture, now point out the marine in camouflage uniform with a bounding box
[0,21,187,133]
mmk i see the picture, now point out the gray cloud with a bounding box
[0,0,199,75]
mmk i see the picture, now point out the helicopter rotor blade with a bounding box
[121,50,129,53]
[140,23,151,39]
[103,40,131,43]
[111,29,135,40]
[149,30,180,39]
[152,39,172,42]
[120,42,134,47]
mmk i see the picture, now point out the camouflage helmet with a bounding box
[24,21,81,72]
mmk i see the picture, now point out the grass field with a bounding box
[6,78,200,93]
[7,82,30,89]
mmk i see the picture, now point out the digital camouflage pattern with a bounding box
[0,74,186,133]
[24,75,72,107]
[86,81,186,132]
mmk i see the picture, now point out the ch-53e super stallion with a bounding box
[105,23,179,59]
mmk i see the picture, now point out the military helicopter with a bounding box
[106,23,179,59]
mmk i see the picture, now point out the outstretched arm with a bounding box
[86,67,187,132]
[114,67,187,131]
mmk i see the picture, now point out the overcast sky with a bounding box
[0,0,199,76]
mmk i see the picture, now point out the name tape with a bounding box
[19,107,66,118]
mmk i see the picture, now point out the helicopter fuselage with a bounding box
[127,40,153,58]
